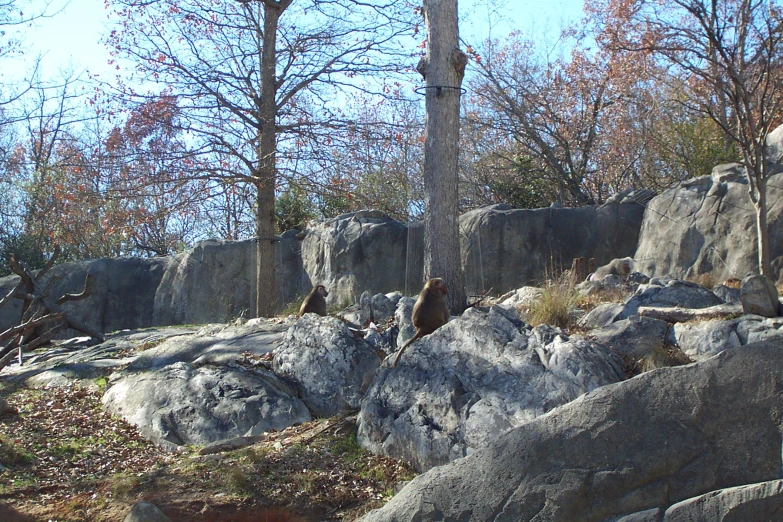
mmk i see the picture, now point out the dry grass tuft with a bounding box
[526,272,579,329]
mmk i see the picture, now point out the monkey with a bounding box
[391,278,450,367]
[298,285,329,317]
[589,257,635,281]
[722,277,741,289]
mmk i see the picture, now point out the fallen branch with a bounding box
[57,273,92,304]
[0,280,23,310]
[637,303,744,323]
[0,312,64,343]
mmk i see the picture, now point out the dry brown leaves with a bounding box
[1,384,414,521]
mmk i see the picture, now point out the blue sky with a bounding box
[7,0,585,82]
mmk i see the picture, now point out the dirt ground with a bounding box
[0,383,414,522]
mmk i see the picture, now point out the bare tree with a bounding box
[588,0,783,276]
[416,0,467,312]
[107,0,415,316]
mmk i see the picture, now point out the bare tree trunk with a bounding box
[255,0,291,318]
[754,180,771,277]
[419,0,467,313]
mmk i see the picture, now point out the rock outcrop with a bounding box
[635,160,783,283]
[273,315,381,417]
[300,210,418,307]
[460,202,644,293]
[360,341,783,522]
[357,305,624,471]
[0,256,171,339]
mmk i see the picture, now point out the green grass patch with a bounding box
[104,472,142,498]
[0,437,34,467]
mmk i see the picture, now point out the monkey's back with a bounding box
[411,292,449,335]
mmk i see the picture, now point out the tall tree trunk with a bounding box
[255,0,291,318]
[420,0,467,313]
[754,180,771,278]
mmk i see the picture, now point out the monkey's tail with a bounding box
[391,332,423,368]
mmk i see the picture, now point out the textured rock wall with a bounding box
[460,202,645,292]
[634,164,783,282]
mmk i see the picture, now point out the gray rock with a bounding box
[0,257,170,339]
[578,303,626,329]
[123,321,286,372]
[273,315,381,417]
[590,316,670,360]
[671,320,742,360]
[635,145,783,284]
[734,316,783,344]
[740,274,780,318]
[623,278,723,317]
[358,292,397,326]
[301,210,415,307]
[359,341,783,522]
[627,272,651,285]
[0,236,305,338]
[153,239,255,325]
[363,325,399,356]
[103,362,310,450]
[394,296,417,348]
[124,500,171,522]
[357,306,623,471]
[460,202,644,294]
[497,286,544,308]
[664,479,783,521]
[0,336,154,385]
[713,284,741,304]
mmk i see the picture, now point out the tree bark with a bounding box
[255,0,291,318]
[420,0,467,313]
[754,180,772,277]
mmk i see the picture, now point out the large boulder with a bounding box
[103,361,310,450]
[459,202,644,294]
[622,277,723,317]
[740,273,780,317]
[153,236,305,325]
[0,256,170,338]
[663,479,783,521]
[0,234,305,337]
[300,210,420,307]
[359,341,783,522]
[273,315,381,417]
[357,306,624,471]
[635,144,783,283]
[589,315,670,361]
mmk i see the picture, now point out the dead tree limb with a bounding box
[637,304,743,323]
[57,273,92,304]
[0,312,64,343]
[0,281,23,310]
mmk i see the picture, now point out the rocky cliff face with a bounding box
[1,201,645,334]
[460,202,644,293]
[635,126,783,282]
[634,164,783,282]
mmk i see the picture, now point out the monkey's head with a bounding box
[316,285,329,297]
[426,278,448,296]
[622,257,635,275]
